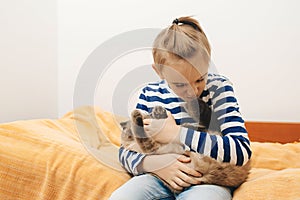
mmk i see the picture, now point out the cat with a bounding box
[120,98,251,191]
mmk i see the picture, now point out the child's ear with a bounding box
[152,64,164,79]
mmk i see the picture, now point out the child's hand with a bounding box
[143,111,181,144]
[142,154,202,192]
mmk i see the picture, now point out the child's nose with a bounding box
[186,84,198,97]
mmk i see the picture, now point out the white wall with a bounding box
[58,0,300,122]
[0,0,57,123]
[1,0,299,123]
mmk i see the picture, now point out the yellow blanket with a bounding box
[0,106,130,200]
[233,142,300,200]
[0,106,299,200]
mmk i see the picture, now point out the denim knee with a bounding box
[176,184,232,200]
[109,174,174,200]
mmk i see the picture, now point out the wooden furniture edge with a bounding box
[245,121,300,143]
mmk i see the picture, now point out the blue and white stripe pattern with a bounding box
[119,73,252,175]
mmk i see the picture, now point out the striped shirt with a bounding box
[119,73,252,175]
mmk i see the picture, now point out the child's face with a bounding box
[154,58,208,102]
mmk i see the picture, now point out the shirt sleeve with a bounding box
[118,146,146,175]
[118,88,149,175]
[179,78,252,166]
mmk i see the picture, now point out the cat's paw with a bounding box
[151,106,168,119]
[182,123,207,132]
[131,109,144,127]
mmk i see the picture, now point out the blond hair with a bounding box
[152,16,211,67]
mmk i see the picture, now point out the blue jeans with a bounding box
[109,174,232,200]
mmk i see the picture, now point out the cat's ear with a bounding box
[120,121,129,129]
[152,64,164,79]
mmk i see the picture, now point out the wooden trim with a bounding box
[245,121,300,143]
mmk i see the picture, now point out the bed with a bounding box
[0,106,299,200]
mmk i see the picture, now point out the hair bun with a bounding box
[172,18,179,25]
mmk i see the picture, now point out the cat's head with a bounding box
[120,120,134,145]
[184,98,211,129]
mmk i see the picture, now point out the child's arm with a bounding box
[141,153,202,191]
[191,77,252,166]
[118,87,151,175]
[145,79,252,166]
[119,145,203,191]
[178,126,251,166]
[118,146,146,175]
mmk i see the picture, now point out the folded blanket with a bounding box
[0,106,299,200]
[0,106,130,200]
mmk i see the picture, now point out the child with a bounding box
[109,16,251,200]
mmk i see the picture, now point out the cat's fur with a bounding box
[120,99,251,191]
